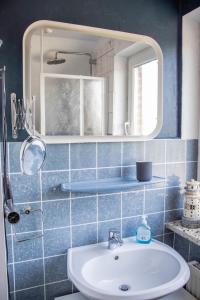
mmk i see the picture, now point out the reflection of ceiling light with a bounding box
[44,28,53,34]
[0,40,3,47]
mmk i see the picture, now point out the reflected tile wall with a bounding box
[6,139,198,300]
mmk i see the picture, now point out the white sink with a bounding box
[68,238,190,300]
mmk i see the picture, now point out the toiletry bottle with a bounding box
[136,215,152,244]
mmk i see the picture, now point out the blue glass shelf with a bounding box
[60,176,165,193]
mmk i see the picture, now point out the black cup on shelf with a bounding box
[136,161,152,182]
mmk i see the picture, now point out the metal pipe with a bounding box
[55,51,96,76]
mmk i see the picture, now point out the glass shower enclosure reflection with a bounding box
[40,73,105,136]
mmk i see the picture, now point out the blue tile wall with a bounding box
[6,235,13,264]
[45,280,72,300]
[98,142,121,167]
[144,189,164,214]
[43,200,70,229]
[14,259,44,290]
[45,255,68,283]
[189,242,200,261]
[15,286,44,300]
[165,187,183,211]
[71,196,97,225]
[145,140,165,163]
[14,203,42,234]
[122,216,141,238]
[42,171,69,200]
[43,144,69,171]
[72,223,97,247]
[6,139,198,300]
[186,139,198,162]
[43,228,71,257]
[98,194,121,221]
[171,233,200,263]
[174,234,190,261]
[186,162,198,181]
[122,191,144,217]
[70,143,96,169]
[122,142,144,166]
[166,140,186,162]
[8,265,14,292]
[164,233,174,247]
[98,167,121,179]
[10,174,41,203]
[14,235,43,262]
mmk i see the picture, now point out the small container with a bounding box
[136,215,152,244]
[136,161,152,182]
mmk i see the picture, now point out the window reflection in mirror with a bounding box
[131,59,158,136]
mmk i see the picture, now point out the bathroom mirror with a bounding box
[23,21,163,142]
[20,136,46,175]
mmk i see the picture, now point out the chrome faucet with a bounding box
[108,229,123,250]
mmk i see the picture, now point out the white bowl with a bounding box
[68,238,190,300]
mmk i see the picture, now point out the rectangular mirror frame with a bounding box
[23,20,163,143]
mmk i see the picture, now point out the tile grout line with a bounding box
[7,142,11,174]
[6,207,184,238]
[96,142,98,179]
[143,141,146,216]
[185,140,187,182]
[97,194,99,243]
[12,185,180,206]
[39,170,46,300]
[96,142,99,243]
[13,278,71,294]
[120,192,123,238]
[188,242,191,262]
[120,142,123,237]
[8,143,16,300]
[8,160,198,175]
[120,142,123,177]
[163,139,167,242]
[173,232,176,249]
[11,184,183,206]
[9,253,68,265]
[10,225,16,300]
[8,231,180,266]
[68,145,73,242]
[68,144,74,294]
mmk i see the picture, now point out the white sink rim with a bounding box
[68,238,190,300]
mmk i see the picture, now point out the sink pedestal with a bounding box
[55,289,196,300]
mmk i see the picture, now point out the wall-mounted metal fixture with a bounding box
[1,67,21,225]
[11,93,47,175]
[4,196,20,225]
[11,93,26,139]
[1,69,44,243]
[46,50,97,76]
[12,206,44,243]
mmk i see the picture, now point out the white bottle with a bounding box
[136,215,152,244]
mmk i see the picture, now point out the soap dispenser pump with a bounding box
[136,215,152,244]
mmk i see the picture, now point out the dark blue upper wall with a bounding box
[0,0,181,140]
[181,0,200,15]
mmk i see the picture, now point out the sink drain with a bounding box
[119,284,130,292]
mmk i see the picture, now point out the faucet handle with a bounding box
[109,229,120,239]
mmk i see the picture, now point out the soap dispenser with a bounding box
[136,215,152,244]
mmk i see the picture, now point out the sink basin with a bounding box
[68,238,190,300]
